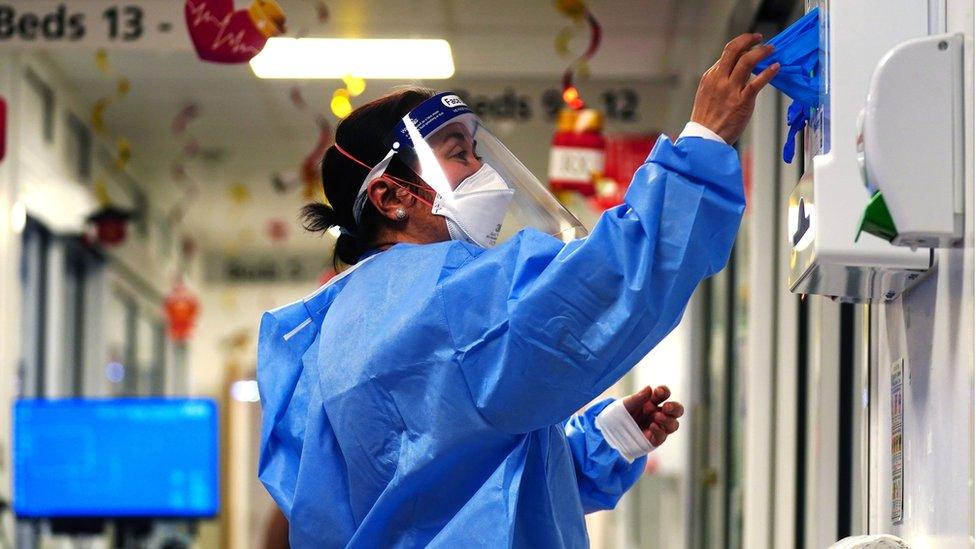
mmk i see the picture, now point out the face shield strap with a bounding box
[333,144,433,225]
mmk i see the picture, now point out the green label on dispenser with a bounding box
[857,192,898,242]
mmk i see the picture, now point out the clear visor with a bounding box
[353,94,586,247]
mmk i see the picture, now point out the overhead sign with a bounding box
[0,1,188,49]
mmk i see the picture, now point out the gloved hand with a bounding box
[690,33,781,144]
[622,385,684,447]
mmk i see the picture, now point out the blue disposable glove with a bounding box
[753,8,821,162]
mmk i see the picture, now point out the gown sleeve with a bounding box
[438,136,744,433]
[565,399,647,513]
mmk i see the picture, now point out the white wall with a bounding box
[0,51,24,544]
[868,1,974,546]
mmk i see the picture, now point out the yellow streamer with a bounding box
[90,49,132,173]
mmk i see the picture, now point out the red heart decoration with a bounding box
[184,0,285,64]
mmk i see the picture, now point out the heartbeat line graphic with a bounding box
[186,1,261,55]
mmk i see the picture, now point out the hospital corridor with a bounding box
[0,0,972,547]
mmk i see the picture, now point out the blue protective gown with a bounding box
[257,136,744,547]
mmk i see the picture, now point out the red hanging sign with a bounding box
[590,134,659,211]
[165,283,200,342]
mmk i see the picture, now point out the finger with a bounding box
[662,401,684,418]
[641,399,659,417]
[622,386,654,416]
[651,385,671,405]
[654,413,679,434]
[745,62,780,98]
[717,33,764,75]
[647,423,667,446]
[731,44,774,87]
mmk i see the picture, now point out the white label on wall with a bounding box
[890,358,904,524]
[205,253,328,284]
[548,147,604,183]
[0,1,186,50]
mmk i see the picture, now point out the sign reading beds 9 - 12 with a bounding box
[0,1,188,49]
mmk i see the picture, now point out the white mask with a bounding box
[431,163,515,248]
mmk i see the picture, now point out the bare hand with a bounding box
[621,385,684,447]
[690,33,780,144]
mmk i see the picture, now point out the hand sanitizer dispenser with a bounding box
[857,33,965,249]
[788,0,936,303]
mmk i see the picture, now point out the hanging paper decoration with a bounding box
[331,88,353,118]
[554,0,587,21]
[91,49,132,173]
[292,0,329,38]
[180,235,198,263]
[87,206,133,247]
[587,133,658,211]
[310,0,329,23]
[272,86,334,199]
[219,288,239,312]
[341,74,366,97]
[167,181,200,226]
[548,108,606,196]
[331,75,365,118]
[86,52,136,250]
[172,103,201,134]
[301,118,333,199]
[552,0,602,110]
[271,169,300,194]
[223,330,251,353]
[266,219,289,243]
[168,103,204,227]
[185,0,287,64]
[164,280,200,342]
[228,182,251,204]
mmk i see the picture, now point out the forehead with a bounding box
[428,122,474,146]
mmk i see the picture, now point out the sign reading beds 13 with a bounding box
[0,2,182,49]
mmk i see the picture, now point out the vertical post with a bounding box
[741,66,781,549]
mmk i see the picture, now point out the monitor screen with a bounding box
[13,398,219,518]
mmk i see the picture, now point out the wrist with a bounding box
[680,121,727,144]
[595,399,656,462]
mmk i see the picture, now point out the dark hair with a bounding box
[302,87,437,266]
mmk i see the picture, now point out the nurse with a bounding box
[259,33,778,547]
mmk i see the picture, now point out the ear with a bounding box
[367,178,418,221]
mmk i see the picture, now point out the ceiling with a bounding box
[36,0,742,257]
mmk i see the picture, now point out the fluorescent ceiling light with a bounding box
[250,38,455,79]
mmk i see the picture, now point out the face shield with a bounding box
[350,92,587,248]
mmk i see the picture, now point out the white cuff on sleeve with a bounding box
[594,399,656,463]
[678,121,726,144]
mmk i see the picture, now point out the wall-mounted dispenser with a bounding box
[857,33,965,249]
[788,0,939,303]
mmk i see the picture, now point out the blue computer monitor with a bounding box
[13,398,219,519]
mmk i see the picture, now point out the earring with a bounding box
[395,208,407,221]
